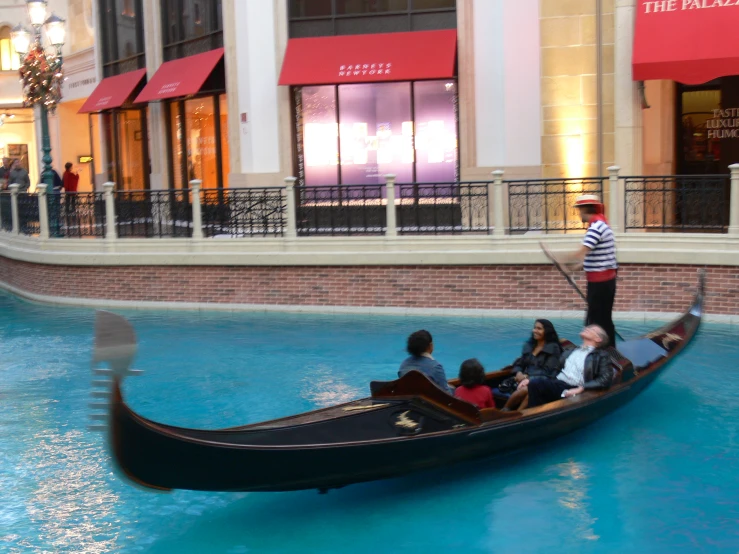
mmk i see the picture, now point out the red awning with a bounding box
[78,69,147,113]
[278,29,457,86]
[633,1,739,84]
[135,48,224,103]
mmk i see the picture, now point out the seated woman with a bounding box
[502,319,563,410]
[398,330,454,394]
[454,358,494,409]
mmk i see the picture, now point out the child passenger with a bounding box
[454,358,494,409]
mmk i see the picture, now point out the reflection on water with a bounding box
[26,431,120,553]
[0,291,738,553]
[551,460,599,541]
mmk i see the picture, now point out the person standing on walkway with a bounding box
[565,194,618,347]
[62,162,79,213]
[9,159,30,192]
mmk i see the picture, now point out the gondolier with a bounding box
[565,194,618,347]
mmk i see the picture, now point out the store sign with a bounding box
[158,82,181,95]
[338,63,392,78]
[642,0,739,13]
[706,108,739,139]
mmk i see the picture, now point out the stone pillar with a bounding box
[142,0,168,190]
[385,174,397,238]
[103,182,117,240]
[608,166,622,233]
[730,164,739,236]
[614,0,643,176]
[36,184,49,239]
[284,176,297,239]
[492,170,505,236]
[190,180,204,239]
[9,184,19,235]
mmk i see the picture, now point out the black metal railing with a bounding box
[0,192,11,232]
[296,184,386,236]
[396,182,489,234]
[49,192,106,238]
[624,175,730,233]
[114,190,192,238]
[508,178,605,234]
[201,188,285,237]
[16,193,39,236]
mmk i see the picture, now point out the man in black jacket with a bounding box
[526,325,613,408]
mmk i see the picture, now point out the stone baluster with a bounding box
[36,184,49,239]
[284,177,298,239]
[190,179,203,239]
[9,184,19,235]
[385,174,397,237]
[103,182,117,241]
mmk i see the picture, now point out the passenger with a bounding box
[502,319,563,410]
[398,330,454,394]
[454,358,494,409]
[526,325,613,408]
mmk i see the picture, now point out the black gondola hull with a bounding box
[110,357,667,492]
[102,273,703,493]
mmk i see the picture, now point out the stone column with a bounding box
[142,0,169,191]
[9,184,19,235]
[36,184,49,239]
[729,164,739,236]
[103,182,117,240]
[284,176,297,239]
[492,170,505,236]
[385,174,397,238]
[614,0,643,176]
[608,166,622,233]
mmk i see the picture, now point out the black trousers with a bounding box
[527,378,575,407]
[586,277,617,347]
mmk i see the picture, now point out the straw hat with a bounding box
[574,194,602,208]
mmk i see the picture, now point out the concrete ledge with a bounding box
[0,230,738,266]
[2,280,735,325]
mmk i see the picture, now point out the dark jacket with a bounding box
[512,340,563,379]
[398,355,453,394]
[559,346,613,390]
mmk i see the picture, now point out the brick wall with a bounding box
[0,256,736,314]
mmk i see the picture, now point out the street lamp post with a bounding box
[11,0,65,233]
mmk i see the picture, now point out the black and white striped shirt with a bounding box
[583,219,617,273]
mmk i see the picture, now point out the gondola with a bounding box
[90,271,704,493]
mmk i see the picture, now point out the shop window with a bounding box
[168,94,229,189]
[100,0,145,77]
[219,95,229,187]
[169,103,184,189]
[162,0,223,61]
[0,27,20,71]
[338,82,413,184]
[679,86,721,174]
[413,80,457,183]
[336,0,408,15]
[102,109,150,190]
[289,0,332,17]
[289,0,455,37]
[301,86,339,186]
[185,98,218,187]
[121,0,135,17]
[299,80,458,186]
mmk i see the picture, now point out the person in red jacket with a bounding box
[454,358,494,409]
[62,162,79,213]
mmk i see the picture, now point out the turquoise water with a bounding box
[1,292,737,554]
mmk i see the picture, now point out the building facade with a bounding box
[2,1,736,199]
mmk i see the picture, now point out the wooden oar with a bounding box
[539,241,624,342]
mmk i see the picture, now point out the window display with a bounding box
[299,80,457,186]
[169,94,229,189]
